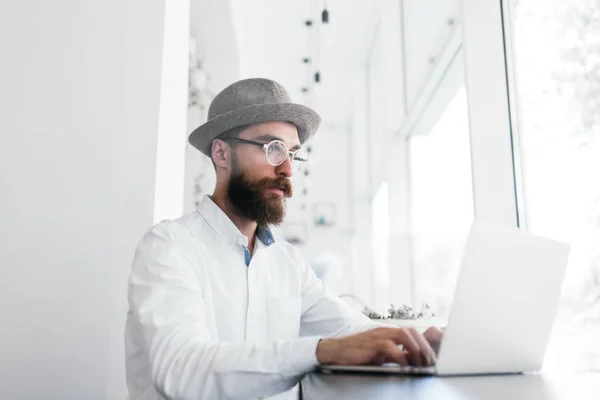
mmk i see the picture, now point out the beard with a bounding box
[226,160,293,226]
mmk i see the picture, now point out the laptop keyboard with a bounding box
[381,363,437,374]
[320,364,437,375]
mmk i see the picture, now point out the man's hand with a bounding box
[316,327,437,367]
[423,327,444,355]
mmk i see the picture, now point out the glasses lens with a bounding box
[292,149,308,172]
[292,149,308,163]
[266,140,288,165]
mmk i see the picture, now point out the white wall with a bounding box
[0,1,187,398]
[183,0,241,213]
[403,0,461,111]
[285,121,354,294]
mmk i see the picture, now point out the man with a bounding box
[125,78,442,400]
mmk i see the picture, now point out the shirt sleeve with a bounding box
[299,258,384,338]
[128,223,322,400]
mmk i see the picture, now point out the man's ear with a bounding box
[211,139,231,168]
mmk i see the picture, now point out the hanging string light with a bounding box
[302,5,317,95]
[313,0,321,86]
[301,13,313,95]
[322,0,329,23]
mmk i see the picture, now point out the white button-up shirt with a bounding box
[125,194,378,400]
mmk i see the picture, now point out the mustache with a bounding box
[256,177,293,198]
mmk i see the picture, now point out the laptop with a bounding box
[320,220,571,376]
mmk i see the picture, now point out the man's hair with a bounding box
[210,124,250,169]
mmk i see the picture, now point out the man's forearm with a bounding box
[150,334,322,399]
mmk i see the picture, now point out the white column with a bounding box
[348,73,374,308]
[386,136,414,307]
[153,0,191,223]
[460,0,519,227]
[0,1,188,398]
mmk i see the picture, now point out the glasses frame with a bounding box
[223,137,308,167]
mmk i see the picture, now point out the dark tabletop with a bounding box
[300,370,600,400]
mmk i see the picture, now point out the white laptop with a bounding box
[320,220,571,376]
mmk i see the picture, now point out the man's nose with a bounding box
[275,153,293,178]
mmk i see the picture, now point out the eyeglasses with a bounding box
[224,137,309,171]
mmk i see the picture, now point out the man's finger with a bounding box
[381,340,409,365]
[423,327,444,355]
[424,327,443,344]
[407,328,437,366]
[382,328,423,366]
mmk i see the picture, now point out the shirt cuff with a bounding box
[278,336,322,373]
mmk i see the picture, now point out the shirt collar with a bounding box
[256,225,275,246]
[197,194,275,248]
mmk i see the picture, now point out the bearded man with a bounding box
[125,78,441,400]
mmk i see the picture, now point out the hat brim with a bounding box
[188,102,321,157]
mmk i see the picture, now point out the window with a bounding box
[507,0,600,372]
[408,86,474,323]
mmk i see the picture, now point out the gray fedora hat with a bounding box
[188,78,321,157]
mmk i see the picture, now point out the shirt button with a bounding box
[237,236,245,246]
